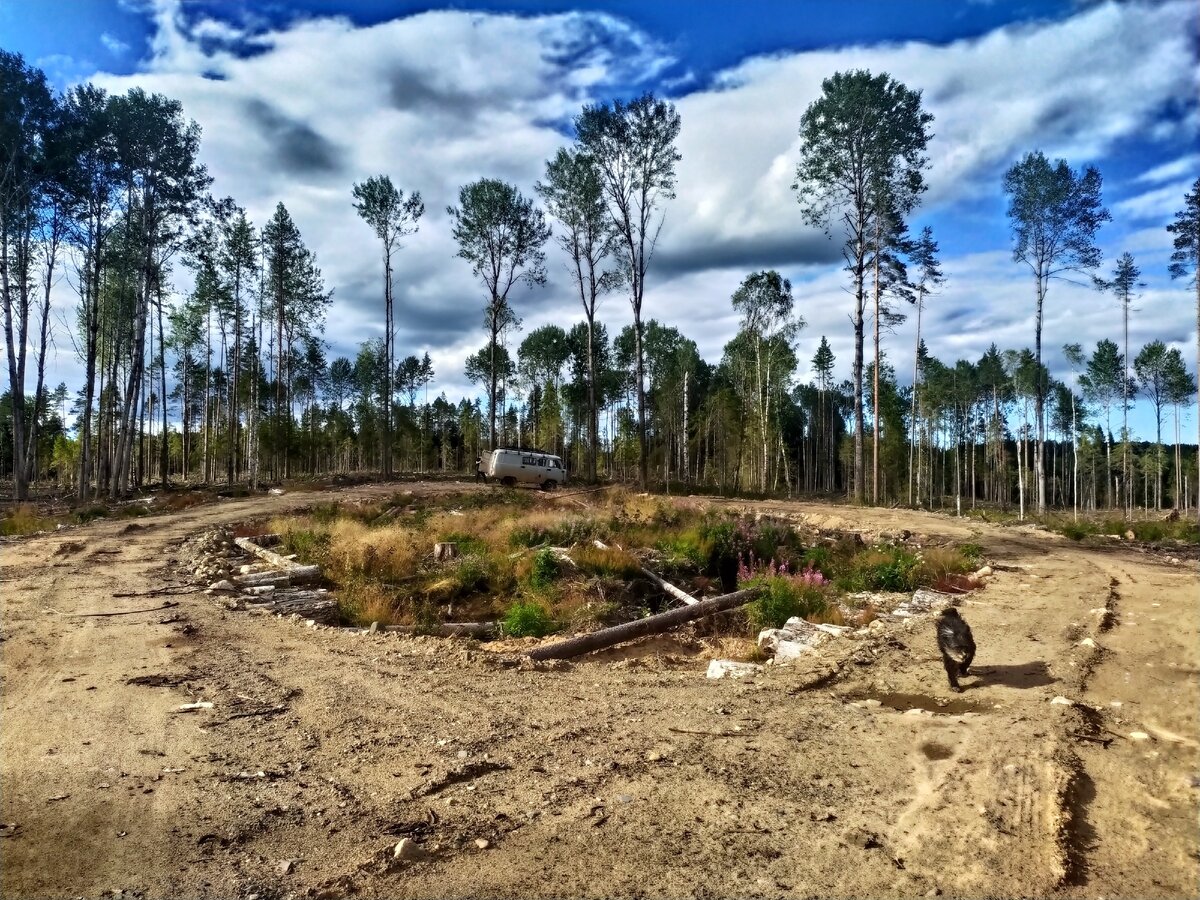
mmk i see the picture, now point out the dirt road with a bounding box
[2,485,1196,899]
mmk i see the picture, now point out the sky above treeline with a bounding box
[3,0,1198,438]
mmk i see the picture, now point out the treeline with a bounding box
[3,52,1199,517]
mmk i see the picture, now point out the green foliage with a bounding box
[528,548,560,589]
[957,543,983,565]
[801,545,833,573]
[503,601,556,638]
[839,545,922,592]
[509,518,599,548]
[278,526,330,559]
[74,505,108,524]
[451,554,491,594]
[745,576,830,630]
[439,531,487,556]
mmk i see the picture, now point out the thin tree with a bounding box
[1166,177,1200,519]
[793,69,933,503]
[1063,342,1086,521]
[1080,339,1124,509]
[537,147,616,481]
[907,226,942,505]
[447,178,550,448]
[731,271,802,493]
[1134,340,1172,510]
[1002,151,1109,515]
[352,175,424,477]
[575,93,682,489]
[1162,348,1196,511]
[1094,252,1143,515]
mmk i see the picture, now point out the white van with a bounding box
[486,448,567,490]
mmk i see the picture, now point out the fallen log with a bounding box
[594,540,697,605]
[378,621,497,638]
[637,564,698,605]
[434,542,458,562]
[527,587,762,661]
[246,597,338,623]
[69,601,179,618]
[234,536,320,582]
[232,571,294,588]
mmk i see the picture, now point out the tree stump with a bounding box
[434,542,459,562]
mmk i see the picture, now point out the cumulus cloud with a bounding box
[39,0,1196,435]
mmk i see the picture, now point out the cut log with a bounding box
[527,587,762,661]
[234,536,320,582]
[245,595,338,623]
[434,542,459,562]
[232,572,293,588]
[379,621,498,638]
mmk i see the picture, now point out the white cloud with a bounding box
[1115,178,1196,222]
[100,32,130,56]
[35,0,1198,441]
[1136,154,1199,185]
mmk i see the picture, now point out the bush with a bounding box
[503,600,555,637]
[528,548,560,589]
[839,546,922,592]
[745,574,831,630]
[74,505,108,524]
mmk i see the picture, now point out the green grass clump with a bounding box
[74,505,108,524]
[503,600,556,638]
[439,531,488,556]
[745,575,831,630]
[509,518,599,548]
[528,548,560,589]
[839,546,922,592]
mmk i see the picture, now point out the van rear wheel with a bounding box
[501,476,516,488]
[542,480,557,492]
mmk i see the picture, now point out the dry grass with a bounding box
[569,543,642,578]
[326,519,423,582]
[0,503,56,536]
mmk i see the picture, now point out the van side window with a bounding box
[521,455,534,465]
[537,458,546,467]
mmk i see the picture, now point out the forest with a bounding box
[3,51,1199,518]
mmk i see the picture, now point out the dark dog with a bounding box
[936,607,976,692]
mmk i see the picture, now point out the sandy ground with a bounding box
[1,483,1197,900]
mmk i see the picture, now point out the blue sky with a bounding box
[2,0,1197,438]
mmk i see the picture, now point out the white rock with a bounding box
[814,623,852,636]
[892,608,915,618]
[269,488,285,495]
[1128,731,1151,742]
[207,580,237,592]
[175,702,214,713]
[974,565,993,578]
[474,838,489,850]
[851,699,882,709]
[393,838,426,860]
[910,589,954,612]
[706,660,763,680]
[903,707,933,717]
[245,585,275,596]
[239,565,255,575]
[1050,696,1074,706]
[1077,638,1097,649]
